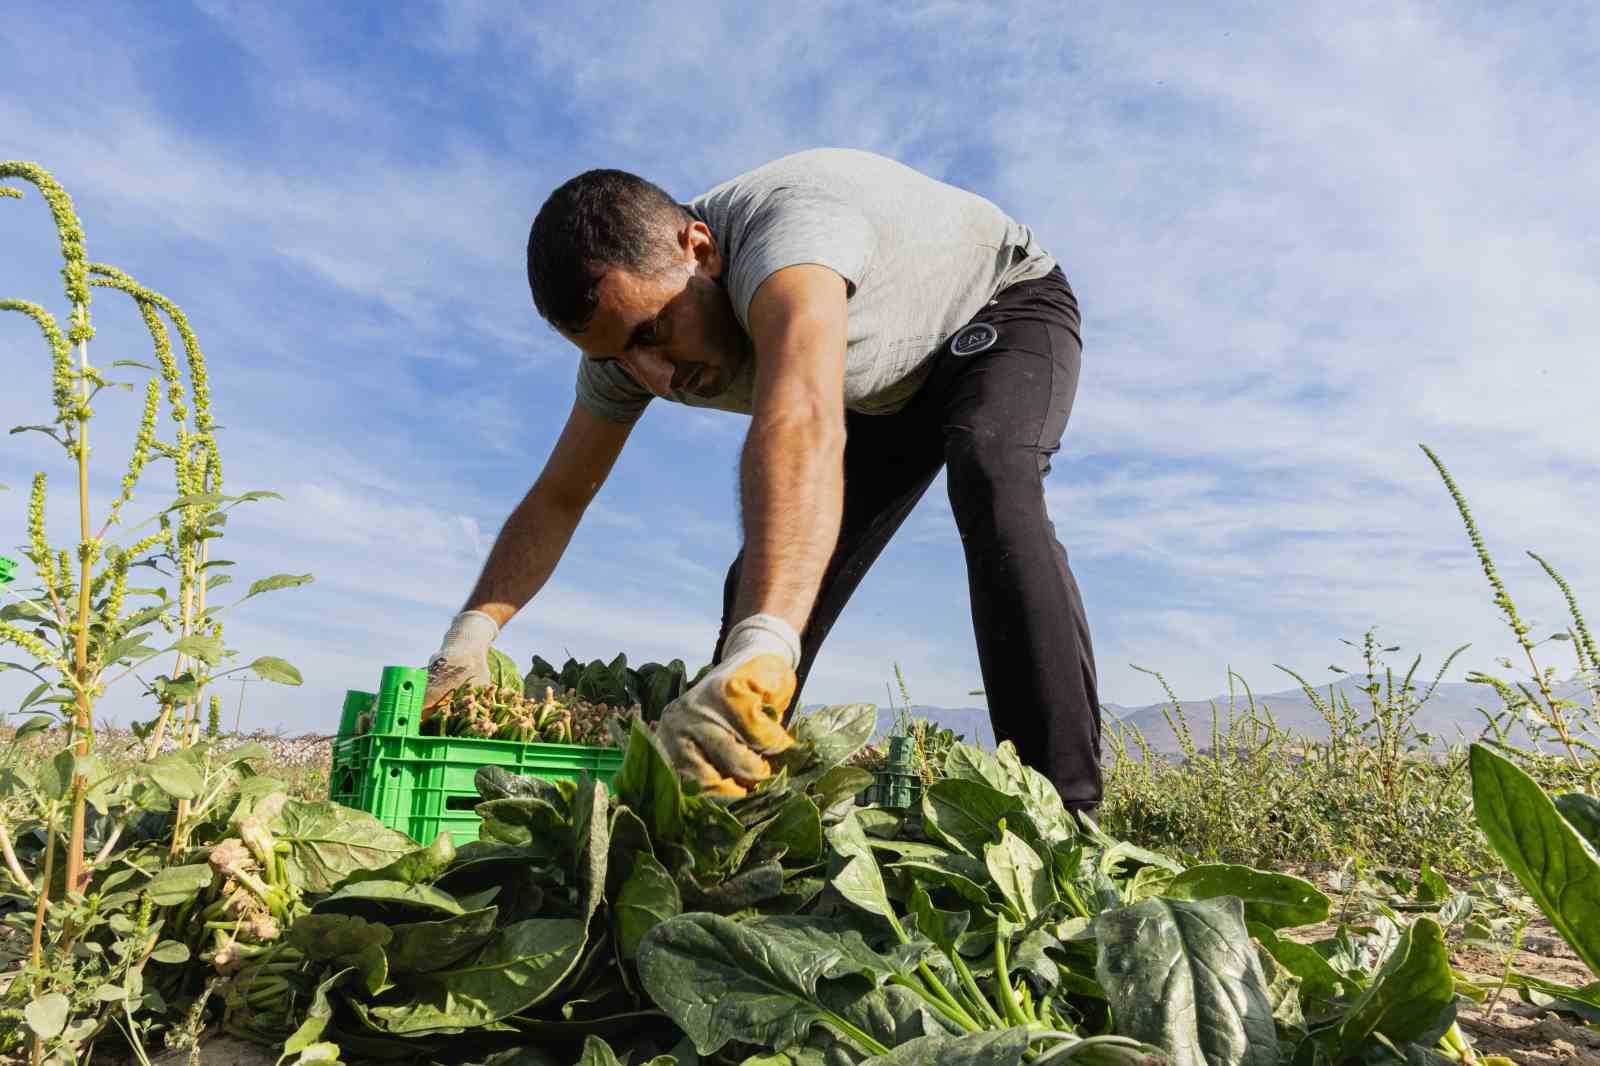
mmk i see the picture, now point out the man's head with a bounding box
[527,169,749,399]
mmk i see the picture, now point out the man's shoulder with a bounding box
[693,148,911,204]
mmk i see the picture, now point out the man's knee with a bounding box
[945,429,1048,530]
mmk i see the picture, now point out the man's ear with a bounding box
[685,220,723,279]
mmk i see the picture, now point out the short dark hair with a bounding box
[526,169,690,333]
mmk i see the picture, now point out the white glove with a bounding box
[657,614,801,797]
[423,610,498,711]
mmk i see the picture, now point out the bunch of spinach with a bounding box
[524,653,690,723]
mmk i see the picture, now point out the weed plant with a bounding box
[1100,445,1597,881]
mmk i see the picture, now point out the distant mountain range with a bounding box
[809,674,1594,756]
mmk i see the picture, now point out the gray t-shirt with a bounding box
[576,148,1056,423]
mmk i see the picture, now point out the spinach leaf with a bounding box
[984,830,1054,921]
[636,912,893,1057]
[1336,916,1455,1055]
[921,779,1025,858]
[368,917,586,1033]
[616,719,685,844]
[614,852,681,960]
[269,798,418,893]
[385,906,501,974]
[1555,792,1600,852]
[1093,895,1278,1066]
[1166,864,1330,929]
[1470,743,1600,975]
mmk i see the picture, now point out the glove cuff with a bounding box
[443,609,499,649]
[723,613,801,670]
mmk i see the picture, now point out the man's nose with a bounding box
[624,349,675,398]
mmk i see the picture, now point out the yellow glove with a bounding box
[658,614,799,797]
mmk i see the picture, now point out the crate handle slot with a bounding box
[445,795,480,811]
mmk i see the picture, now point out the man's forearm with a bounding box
[733,409,846,633]
[464,483,584,629]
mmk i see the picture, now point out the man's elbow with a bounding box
[755,400,846,458]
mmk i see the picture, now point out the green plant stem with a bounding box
[0,817,30,888]
[29,800,59,979]
[994,927,1030,1027]
[953,953,1007,1028]
[64,303,95,900]
[916,962,984,1030]
[824,1013,891,1058]
[893,973,981,1034]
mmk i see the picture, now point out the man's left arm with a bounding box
[734,263,851,633]
[653,263,850,797]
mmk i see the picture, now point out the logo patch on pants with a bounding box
[950,322,998,357]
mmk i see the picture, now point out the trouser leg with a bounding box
[715,410,943,719]
[933,269,1102,811]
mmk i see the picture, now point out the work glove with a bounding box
[422,610,498,712]
[658,614,800,797]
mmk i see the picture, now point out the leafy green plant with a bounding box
[1,161,309,1064]
[525,652,690,723]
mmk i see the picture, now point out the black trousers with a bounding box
[714,267,1102,812]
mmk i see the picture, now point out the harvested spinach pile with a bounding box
[422,684,635,746]
[419,652,690,744]
[206,707,1481,1066]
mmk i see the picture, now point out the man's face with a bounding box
[561,221,750,400]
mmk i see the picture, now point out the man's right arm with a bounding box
[463,398,636,628]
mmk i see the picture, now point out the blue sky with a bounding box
[3,1,1597,735]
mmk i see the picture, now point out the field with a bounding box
[4,166,1599,1066]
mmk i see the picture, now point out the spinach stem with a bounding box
[953,953,1008,1028]
[825,1013,891,1057]
[895,972,980,1034]
[914,962,982,1031]
[994,927,1030,1027]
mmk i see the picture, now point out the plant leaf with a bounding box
[1166,864,1331,929]
[386,906,501,975]
[1470,743,1600,974]
[247,655,303,685]
[615,852,681,960]
[245,572,314,599]
[765,792,824,864]
[1336,917,1455,1054]
[572,777,610,929]
[287,913,395,962]
[144,863,214,906]
[24,992,69,1039]
[340,831,457,888]
[615,718,684,844]
[984,829,1053,921]
[637,912,891,1057]
[487,647,524,696]
[172,633,226,664]
[860,1027,1032,1066]
[1093,895,1278,1066]
[827,812,900,931]
[144,750,204,800]
[921,778,1025,858]
[314,879,465,921]
[367,917,586,1033]
[269,799,418,893]
[1555,792,1600,851]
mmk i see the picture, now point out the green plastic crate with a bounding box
[0,555,16,586]
[328,666,624,845]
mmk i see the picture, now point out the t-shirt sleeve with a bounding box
[724,185,876,331]
[575,356,652,424]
